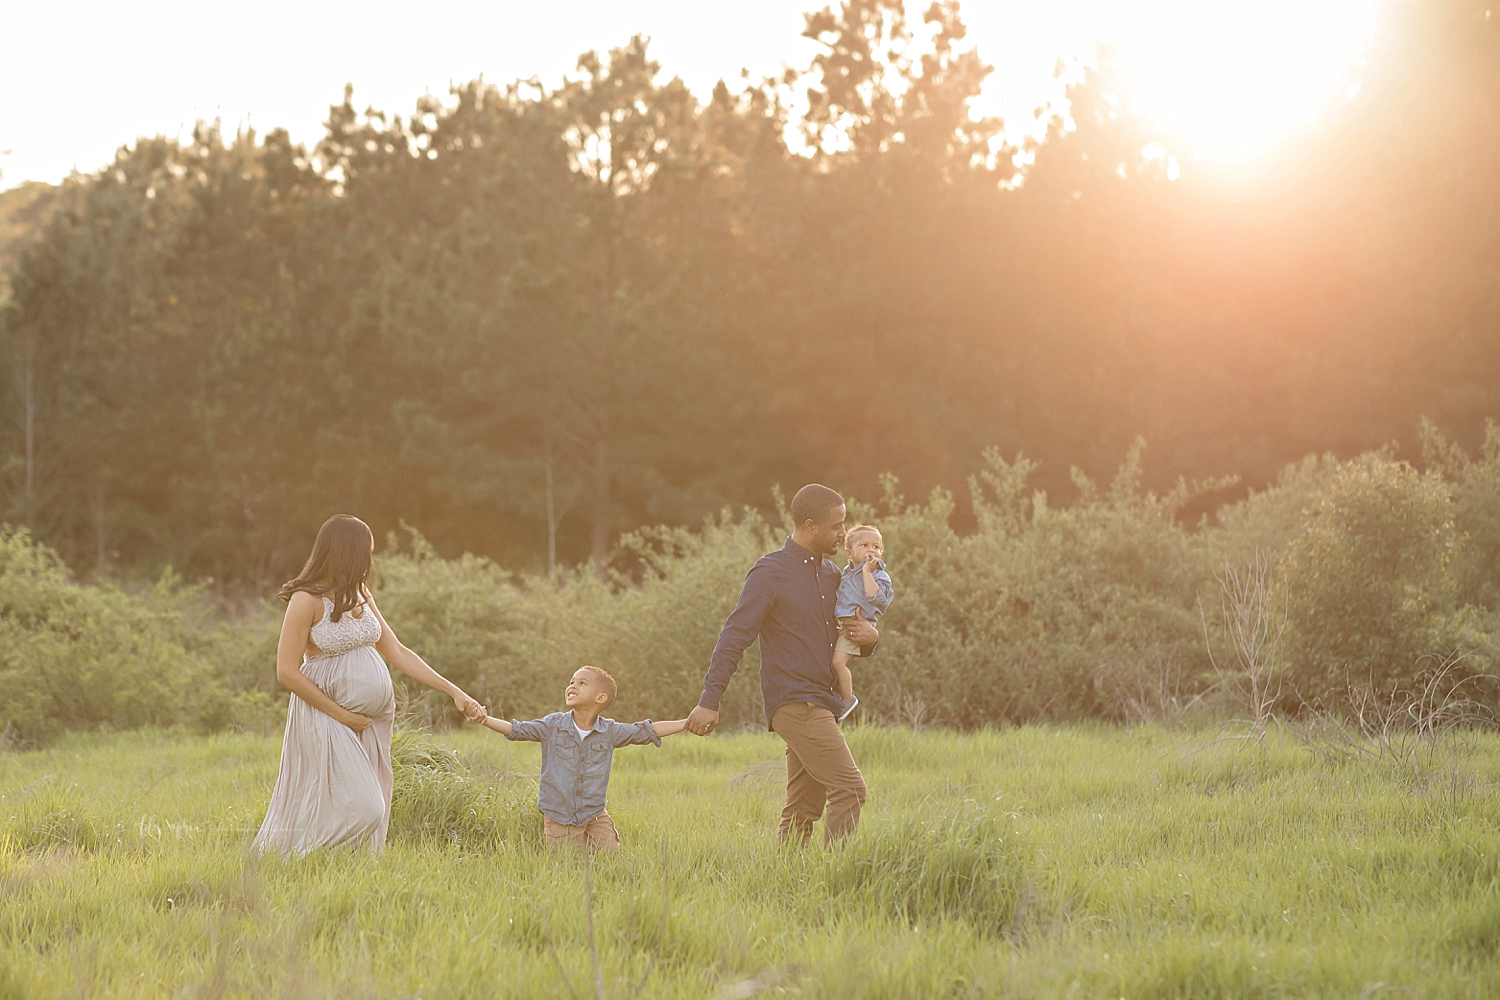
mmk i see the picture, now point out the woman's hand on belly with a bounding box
[341,710,375,734]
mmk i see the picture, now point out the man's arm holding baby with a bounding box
[844,611,879,654]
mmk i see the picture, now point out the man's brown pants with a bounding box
[770,702,867,846]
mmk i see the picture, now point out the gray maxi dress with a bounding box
[252,597,396,854]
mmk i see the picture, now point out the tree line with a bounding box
[0,0,1497,587]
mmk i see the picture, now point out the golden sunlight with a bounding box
[1103,0,1382,160]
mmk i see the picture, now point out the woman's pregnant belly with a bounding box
[309,647,395,718]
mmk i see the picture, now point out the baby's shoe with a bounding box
[836,696,859,723]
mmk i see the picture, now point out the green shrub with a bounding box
[1212,452,1341,558]
[1423,419,1500,611]
[9,432,1500,739]
[857,444,1220,726]
[0,527,251,744]
[194,600,284,710]
[372,531,550,724]
[1280,453,1465,706]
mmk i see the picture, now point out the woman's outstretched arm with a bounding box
[366,596,487,721]
[275,591,374,733]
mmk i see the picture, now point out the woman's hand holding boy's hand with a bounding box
[451,690,487,722]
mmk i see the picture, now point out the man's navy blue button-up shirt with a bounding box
[699,536,869,729]
[506,711,661,826]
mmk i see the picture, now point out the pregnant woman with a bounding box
[252,514,485,854]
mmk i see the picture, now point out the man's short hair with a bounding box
[580,665,617,708]
[791,484,844,527]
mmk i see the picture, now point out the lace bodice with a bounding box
[308,596,382,658]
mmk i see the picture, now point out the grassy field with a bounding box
[2,722,1499,999]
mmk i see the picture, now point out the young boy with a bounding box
[832,524,894,722]
[478,666,687,853]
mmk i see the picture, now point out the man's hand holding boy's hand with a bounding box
[686,705,718,736]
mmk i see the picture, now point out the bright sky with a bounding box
[0,0,1382,187]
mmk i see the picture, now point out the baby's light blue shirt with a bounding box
[835,558,894,621]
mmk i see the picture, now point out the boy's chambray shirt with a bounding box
[700,536,873,729]
[506,712,661,826]
[835,558,894,622]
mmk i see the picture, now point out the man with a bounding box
[686,484,878,845]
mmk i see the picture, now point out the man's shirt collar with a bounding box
[784,536,820,563]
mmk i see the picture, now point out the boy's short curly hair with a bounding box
[580,665,618,708]
[844,524,882,550]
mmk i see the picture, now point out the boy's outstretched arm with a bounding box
[479,716,513,736]
[651,719,689,738]
[612,719,682,746]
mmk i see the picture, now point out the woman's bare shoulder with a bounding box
[285,589,325,617]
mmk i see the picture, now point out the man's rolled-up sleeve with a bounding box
[699,564,773,710]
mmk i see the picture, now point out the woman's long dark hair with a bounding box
[279,515,374,622]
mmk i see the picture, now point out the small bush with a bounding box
[1,784,105,853]
[1280,453,1465,706]
[388,729,542,849]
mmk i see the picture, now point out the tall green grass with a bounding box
[3,724,1499,997]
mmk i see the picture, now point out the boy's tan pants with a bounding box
[771,702,867,846]
[544,809,620,854]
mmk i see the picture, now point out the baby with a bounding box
[478,666,687,853]
[832,524,894,721]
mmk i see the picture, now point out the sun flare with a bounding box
[1105,0,1382,161]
